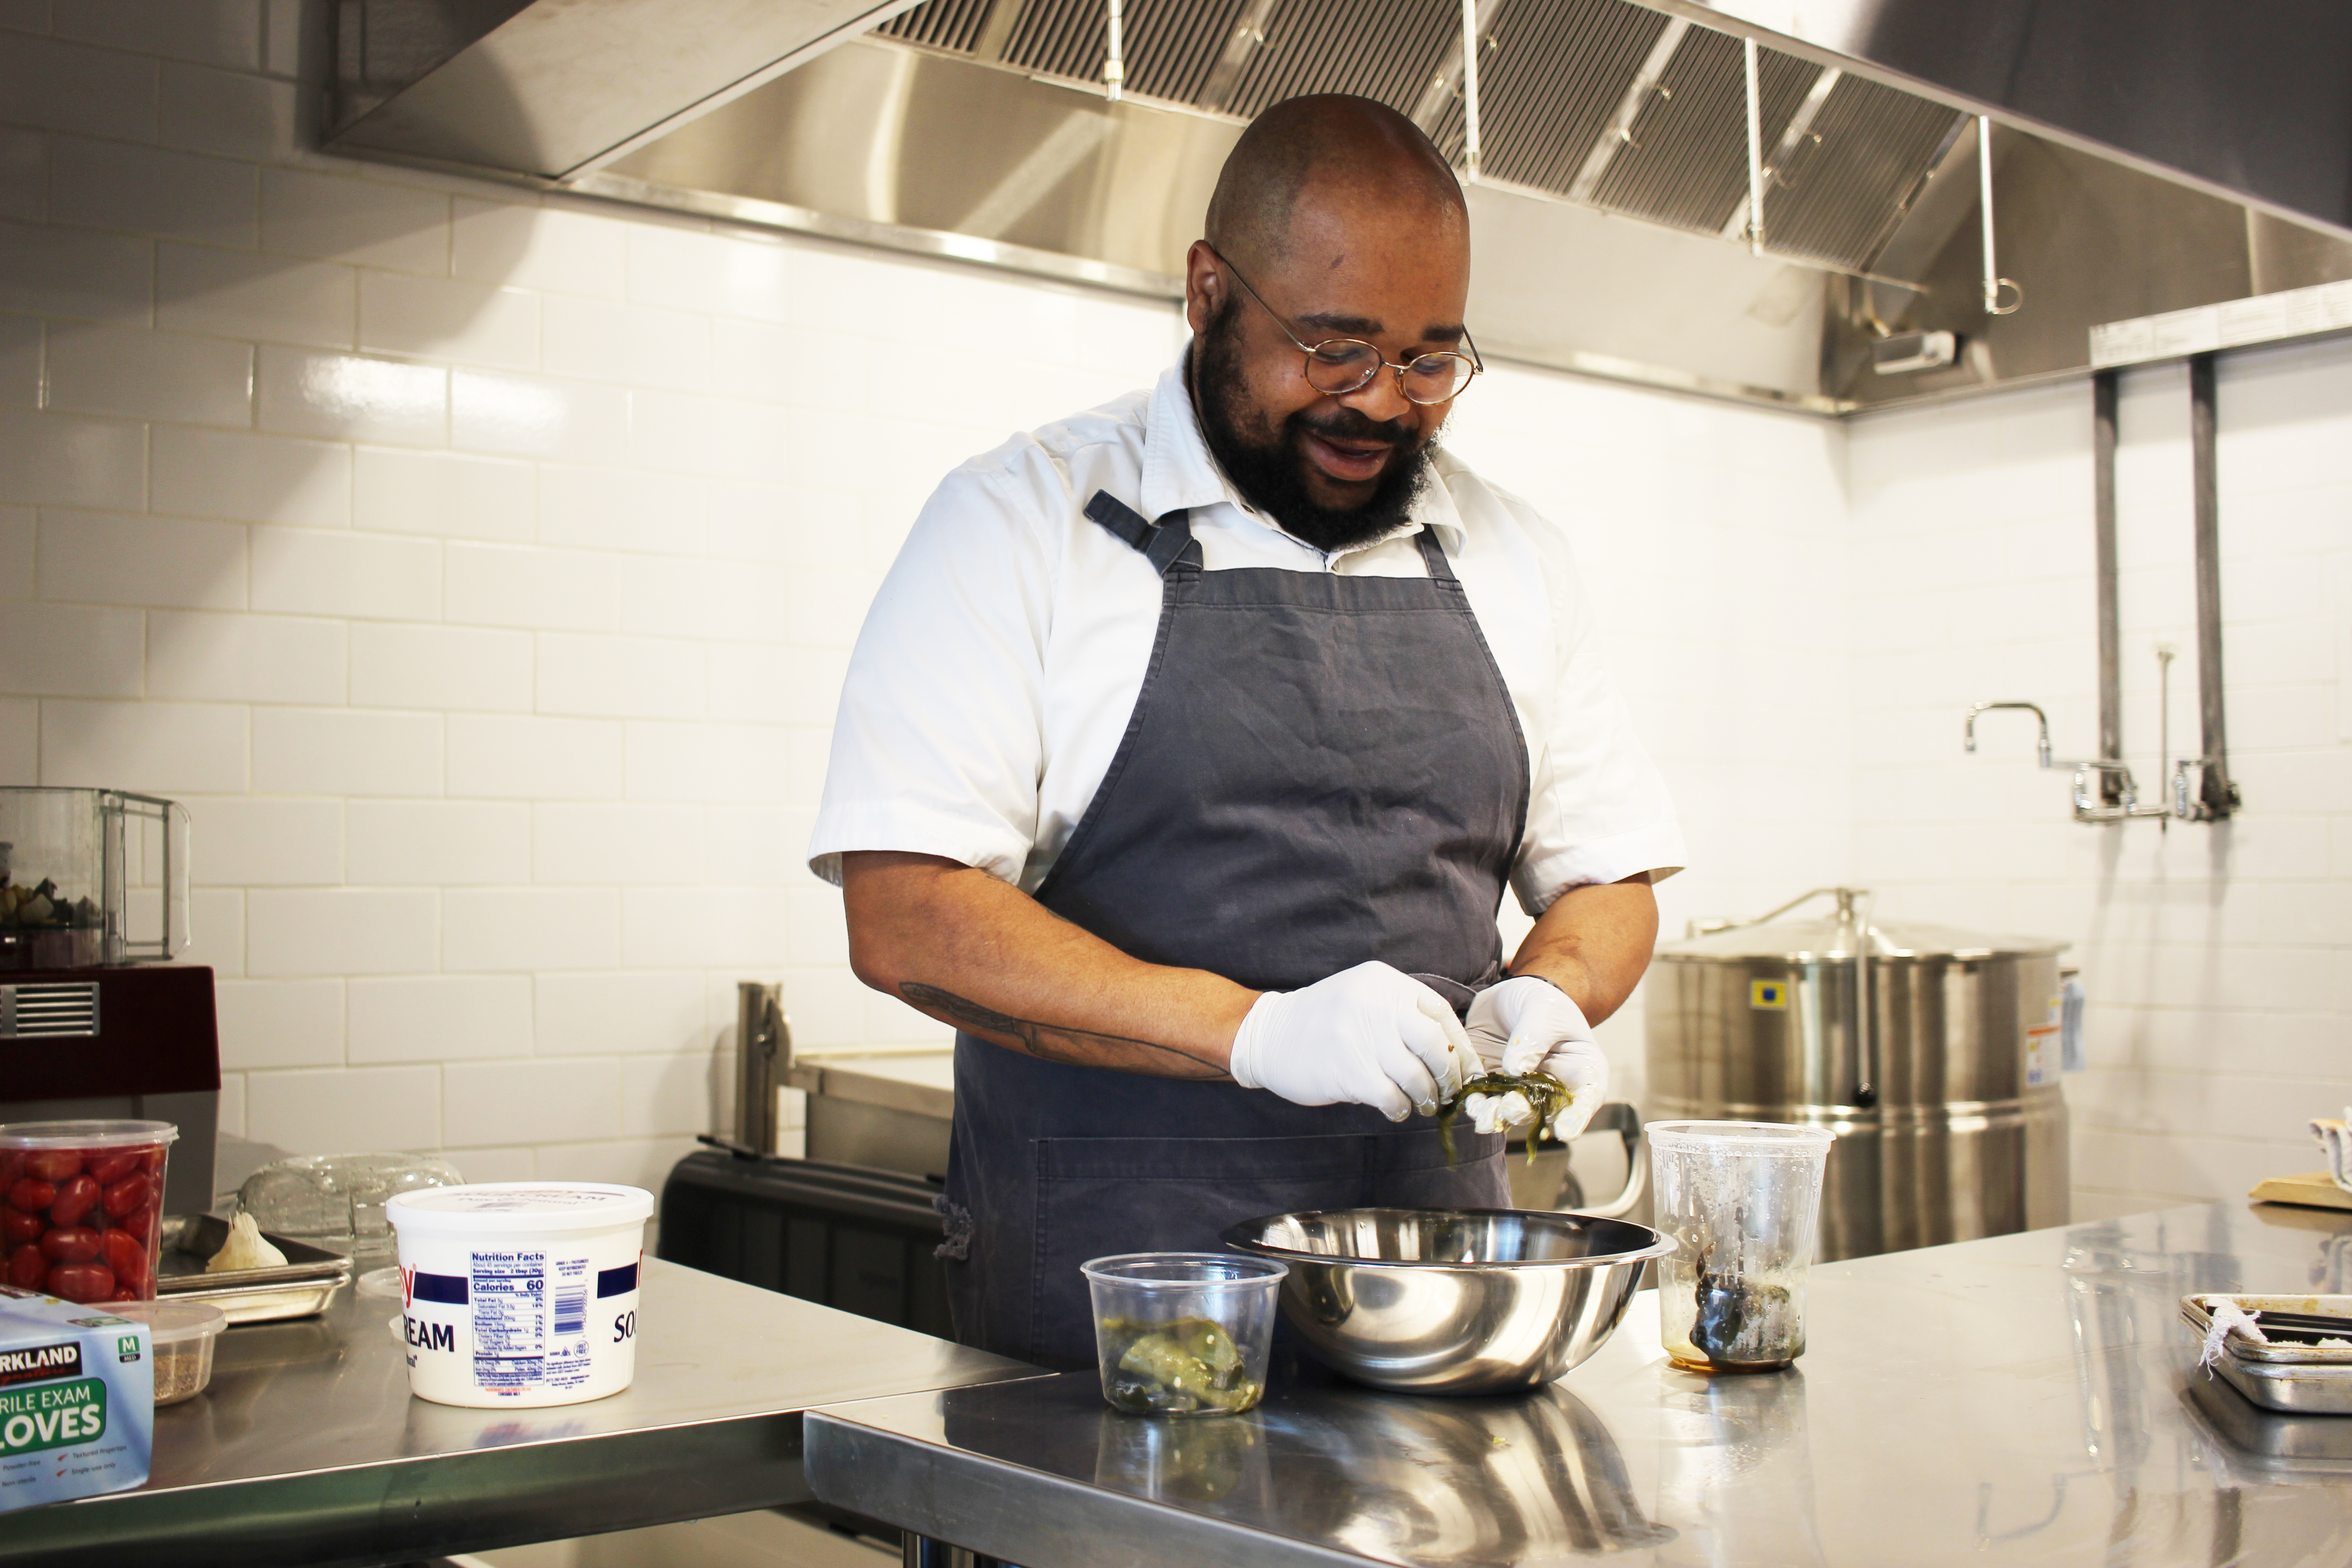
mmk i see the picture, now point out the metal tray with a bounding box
[2210,1352,2352,1416]
[2182,1372,2352,1481]
[2180,1294,2352,1415]
[157,1214,353,1325]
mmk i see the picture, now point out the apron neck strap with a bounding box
[1084,490,1199,576]
[1086,490,1454,583]
[1412,527,1459,583]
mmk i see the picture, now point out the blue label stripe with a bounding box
[412,1271,468,1305]
[596,1263,639,1298]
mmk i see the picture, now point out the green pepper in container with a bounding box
[1082,1254,1286,1417]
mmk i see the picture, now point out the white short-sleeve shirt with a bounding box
[809,360,1686,914]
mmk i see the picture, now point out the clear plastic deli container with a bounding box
[1083,1253,1287,1417]
[0,1120,177,1303]
[109,1299,227,1404]
[386,1183,652,1409]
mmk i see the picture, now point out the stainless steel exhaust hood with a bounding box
[329,0,928,176]
[1652,0,2352,240]
[329,0,2352,412]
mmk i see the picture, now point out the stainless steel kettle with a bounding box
[1646,887,2070,1261]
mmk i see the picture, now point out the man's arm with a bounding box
[841,851,1256,1078]
[1503,872,1659,1024]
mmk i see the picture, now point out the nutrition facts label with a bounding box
[470,1249,548,1387]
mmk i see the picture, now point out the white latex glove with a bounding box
[1464,975,1608,1141]
[1229,961,1474,1121]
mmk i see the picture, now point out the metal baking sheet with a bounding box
[157,1214,353,1324]
[2181,1295,2352,1361]
[2210,1349,2352,1416]
[2182,1372,2352,1480]
[2180,1294,2352,1416]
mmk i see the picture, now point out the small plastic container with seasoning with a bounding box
[0,1119,176,1303]
[109,1299,228,1404]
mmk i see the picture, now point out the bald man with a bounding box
[811,95,1683,1367]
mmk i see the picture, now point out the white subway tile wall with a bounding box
[0,1,1172,1188]
[1443,366,1855,1115]
[5,7,2344,1218]
[1847,344,2352,1219]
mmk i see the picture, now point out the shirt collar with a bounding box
[1137,356,1465,559]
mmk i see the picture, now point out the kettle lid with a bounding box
[1657,915,2066,962]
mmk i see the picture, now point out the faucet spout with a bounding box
[1965,701,2053,769]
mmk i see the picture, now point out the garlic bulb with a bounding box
[208,1210,289,1273]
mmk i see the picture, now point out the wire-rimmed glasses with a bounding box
[1213,248,1483,406]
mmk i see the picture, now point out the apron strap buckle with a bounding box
[1084,490,1199,576]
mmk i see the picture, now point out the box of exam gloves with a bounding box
[0,1286,152,1511]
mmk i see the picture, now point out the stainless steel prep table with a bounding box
[5,1257,1036,1568]
[808,1200,2352,1567]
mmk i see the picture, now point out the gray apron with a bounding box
[940,489,1530,1368]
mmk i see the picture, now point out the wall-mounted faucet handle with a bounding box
[1965,701,2053,769]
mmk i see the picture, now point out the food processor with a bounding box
[0,788,220,1214]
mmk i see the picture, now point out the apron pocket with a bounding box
[1029,1133,1369,1369]
[1367,1126,1511,1210]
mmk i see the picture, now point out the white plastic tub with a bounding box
[385,1183,652,1409]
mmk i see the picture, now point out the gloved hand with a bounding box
[1464,975,1608,1141]
[1229,961,1474,1121]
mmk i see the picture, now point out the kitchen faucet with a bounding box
[1964,690,2182,824]
[1963,701,2053,768]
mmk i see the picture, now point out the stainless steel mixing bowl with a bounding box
[1221,1208,1674,1395]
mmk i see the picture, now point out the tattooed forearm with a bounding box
[899,982,1228,1078]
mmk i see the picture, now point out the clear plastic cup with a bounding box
[110,1299,227,1404]
[1648,1121,1834,1373]
[1082,1253,1287,1417]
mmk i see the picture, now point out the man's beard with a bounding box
[1191,300,1436,554]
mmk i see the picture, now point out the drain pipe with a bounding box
[1977,364,2239,823]
[1459,0,1483,180]
[2091,370,2122,805]
[2188,353,2239,819]
[1103,0,1125,102]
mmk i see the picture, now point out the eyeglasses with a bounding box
[1213,249,1483,406]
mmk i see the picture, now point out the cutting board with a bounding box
[2249,1171,2352,1212]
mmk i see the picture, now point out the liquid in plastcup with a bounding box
[1647,1121,1833,1374]
[386,1182,652,1409]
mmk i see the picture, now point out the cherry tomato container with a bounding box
[0,1119,176,1304]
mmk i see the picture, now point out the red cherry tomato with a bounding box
[22,1150,82,1183]
[88,1150,143,1186]
[39,1226,101,1264]
[49,1174,99,1228]
[0,1205,40,1245]
[45,1263,114,1303]
[142,1147,166,1174]
[108,1287,140,1301]
[100,1229,148,1292]
[6,1178,56,1214]
[101,1173,151,1220]
[6,1244,47,1291]
[0,1151,22,1190]
[118,1204,154,1243]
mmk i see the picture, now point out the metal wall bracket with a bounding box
[734,980,792,1155]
